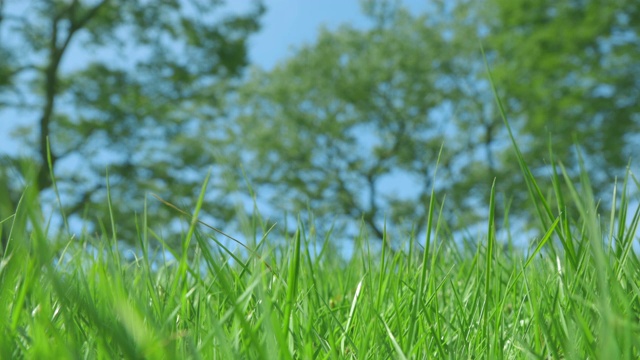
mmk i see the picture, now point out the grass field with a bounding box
[2,139,640,359]
[2,84,640,358]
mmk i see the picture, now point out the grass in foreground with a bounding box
[2,65,640,357]
[1,147,639,359]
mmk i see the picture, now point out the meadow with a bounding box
[1,93,640,358]
[1,140,639,360]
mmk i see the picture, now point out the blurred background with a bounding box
[1,0,638,253]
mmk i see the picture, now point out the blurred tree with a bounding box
[0,0,263,246]
[228,3,487,242]
[2,0,637,252]
[228,0,639,243]
[457,0,640,227]
[483,0,639,170]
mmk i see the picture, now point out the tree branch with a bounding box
[0,0,4,28]
[37,0,110,191]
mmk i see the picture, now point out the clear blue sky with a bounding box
[243,0,427,69]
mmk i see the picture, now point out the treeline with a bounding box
[0,0,638,248]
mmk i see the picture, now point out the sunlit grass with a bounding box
[1,68,639,358]
[1,146,640,359]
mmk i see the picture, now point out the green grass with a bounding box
[1,146,640,359]
[1,83,640,358]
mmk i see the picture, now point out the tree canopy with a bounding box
[1,0,637,250]
[229,8,463,240]
[480,0,639,174]
[227,0,639,242]
[0,0,263,245]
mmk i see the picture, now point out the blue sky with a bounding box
[245,0,371,70]
[241,0,428,70]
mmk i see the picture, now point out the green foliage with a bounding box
[2,1,639,356]
[2,0,638,247]
[472,0,640,189]
[231,6,469,239]
[0,0,263,242]
[229,0,639,241]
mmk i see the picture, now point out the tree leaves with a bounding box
[1,0,263,243]
[228,0,639,241]
[2,0,637,247]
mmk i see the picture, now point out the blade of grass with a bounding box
[340,277,364,354]
[483,178,496,358]
[152,192,274,273]
[380,314,408,360]
[480,44,556,232]
[407,144,442,351]
[548,140,577,267]
[282,225,302,348]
